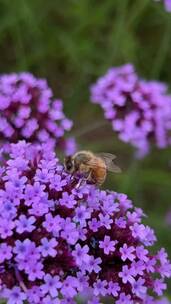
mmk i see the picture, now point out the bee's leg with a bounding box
[75,170,92,188]
[86,170,92,182]
[75,170,85,188]
[86,170,97,185]
[70,173,75,180]
[75,180,82,189]
[75,175,86,188]
[89,170,98,184]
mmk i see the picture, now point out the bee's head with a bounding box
[64,156,75,173]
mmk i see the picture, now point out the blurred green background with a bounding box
[0,0,171,300]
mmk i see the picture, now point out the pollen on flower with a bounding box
[0,141,170,304]
[0,72,76,155]
[90,64,171,157]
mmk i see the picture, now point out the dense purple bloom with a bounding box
[0,72,76,155]
[0,141,170,303]
[90,64,171,157]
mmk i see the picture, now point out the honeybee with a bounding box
[64,151,121,186]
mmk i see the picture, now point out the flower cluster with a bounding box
[0,72,76,155]
[90,64,171,157]
[154,0,171,12]
[0,141,170,304]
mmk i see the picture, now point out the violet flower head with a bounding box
[0,72,76,155]
[90,64,171,157]
[0,141,170,303]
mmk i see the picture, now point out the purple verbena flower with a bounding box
[119,243,135,261]
[86,256,102,273]
[27,261,44,281]
[15,215,36,234]
[88,218,100,232]
[93,279,107,296]
[72,244,90,266]
[38,237,58,258]
[118,265,135,284]
[41,274,62,297]
[61,276,79,298]
[99,235,118,255]
[90,64,171,157]
[0,72,76,155]
[107,281,120,297]
[0,141,170,303]
[132,277,147,299]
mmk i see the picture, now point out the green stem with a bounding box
[128,0,150,27]
[151,16,171,78]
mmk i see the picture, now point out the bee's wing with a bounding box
[95,153,122,173]
[83,158,101,168]
[95,152,117,160]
